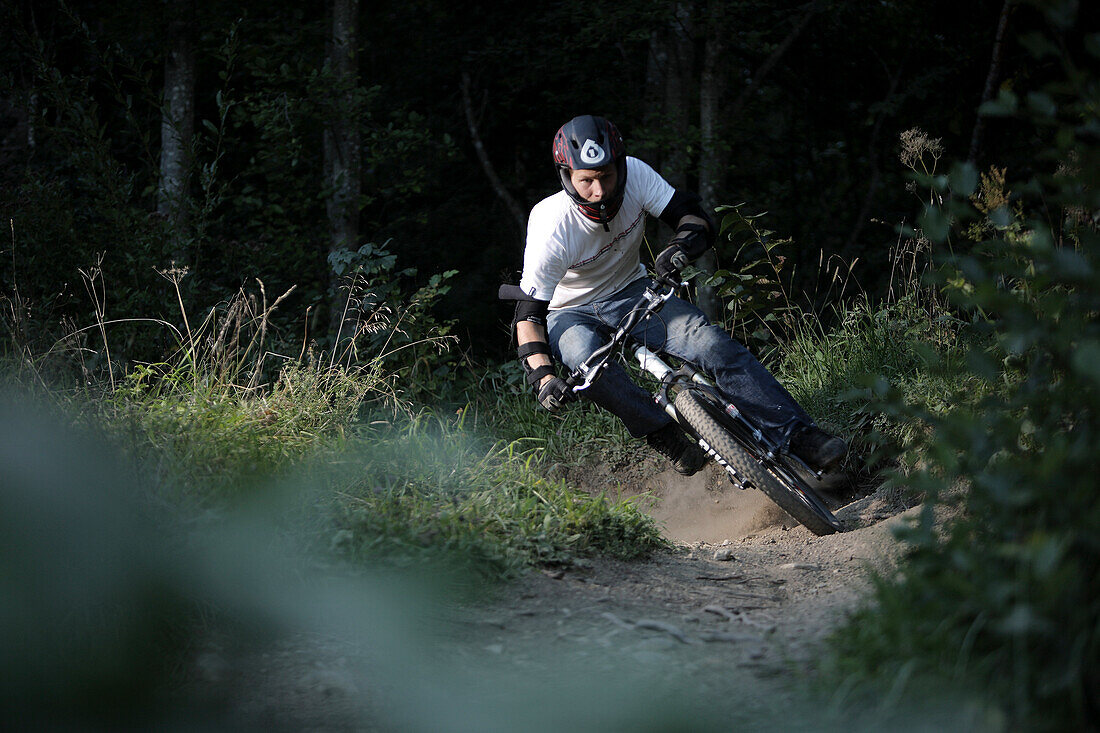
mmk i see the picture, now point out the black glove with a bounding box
[655,245,689,282]
[536,376,574,412]
[655,222,710,282]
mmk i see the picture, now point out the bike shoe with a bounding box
[789,425,848,471]
[645,423,707,476]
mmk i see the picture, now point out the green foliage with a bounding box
[334,421,665,577]
[472,358,634,467]
[327,239,460,400]
[1,14,171,360]
[776,289,984,474]
[696,203,798,358]
[180,11,458,343]
[683,197,983,483]
[2,5,458,372]
[825,9,1100,727]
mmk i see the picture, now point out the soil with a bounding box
[177,456,919,731]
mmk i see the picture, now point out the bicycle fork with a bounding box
[633,345,758,490]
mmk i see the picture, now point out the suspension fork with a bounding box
[634,343,772,451]
[634,344,756,487]
[634,346,827,484]
[633,345,717,422]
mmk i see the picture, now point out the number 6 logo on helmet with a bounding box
[579,139,607,166]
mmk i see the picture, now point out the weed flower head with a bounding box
[898,128,944,171]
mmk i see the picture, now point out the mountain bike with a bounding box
[566,276,844,536]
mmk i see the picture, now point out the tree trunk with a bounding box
[27,91,37,150]
[696,3,726,322]
[662,1,695,189]
[640,29,668,165]
[844,57,905,257]
[968,0,1013,164]
[324,0,361,336]
[698,27,723,207]
[324,0,361,255]
[158,0,196,264]
[726,0,819,123]
[461,73,526,234]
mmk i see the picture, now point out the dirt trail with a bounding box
[177,460,914,730]
[447,461,915,723]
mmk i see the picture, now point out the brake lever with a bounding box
[645,279,683,308]
[569,340,614,393]
[570,364,600,393]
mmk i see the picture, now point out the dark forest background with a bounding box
[2,4,1099,727]
[0,0,1084,368]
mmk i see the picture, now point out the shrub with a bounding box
[825,9,1100,727]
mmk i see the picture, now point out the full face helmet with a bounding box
[552,115,629,225]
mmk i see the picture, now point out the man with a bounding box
[508,115,845,476]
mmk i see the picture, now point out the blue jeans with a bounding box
[547,277,813,442]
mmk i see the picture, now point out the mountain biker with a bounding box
[508,114,846,476]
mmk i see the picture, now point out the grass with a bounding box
[1,262,665,582]
[2,211,991,589]
[93,354,665,576]
[469,359,635,467]
[1,231,1013,729]
[775,289,992,468]
[333,419,664,577]
[103,360,370,494]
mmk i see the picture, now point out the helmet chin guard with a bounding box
[552,115,629,225]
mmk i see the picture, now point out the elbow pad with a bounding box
[670,222,712,260]
[660,190,716,258]
[512,298,549,331]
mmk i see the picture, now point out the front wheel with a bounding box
[673,389,843,536]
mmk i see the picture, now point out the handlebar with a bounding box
[566,277,683,394]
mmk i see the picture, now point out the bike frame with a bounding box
[567,278,826,484]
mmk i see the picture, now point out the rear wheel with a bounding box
[673,389,842,536]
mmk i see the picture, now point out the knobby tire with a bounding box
[673,389,842,536]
